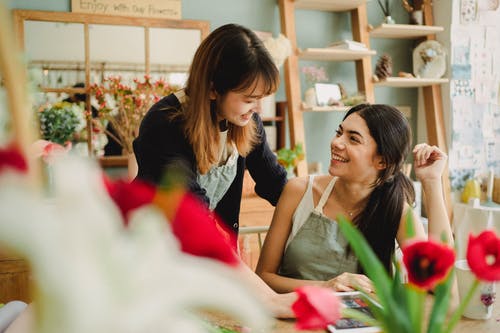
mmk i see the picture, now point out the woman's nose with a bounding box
[331,136,345,149]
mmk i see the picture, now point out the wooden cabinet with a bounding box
[0,251,31,303]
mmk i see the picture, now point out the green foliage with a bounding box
[337,215,456,333]
[276,143,304,170]
[37,101,84,145]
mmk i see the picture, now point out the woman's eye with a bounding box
[350,136,360,143]
[335,129,342,137]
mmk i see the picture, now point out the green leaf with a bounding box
[427,270,454,333]
[405,209,416,239]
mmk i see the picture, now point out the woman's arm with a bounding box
[245,114,287,206]
[256,177,322,293]
[255,178,372,293]
[412,143,453,245]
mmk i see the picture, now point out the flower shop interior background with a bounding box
[1,0,500,311]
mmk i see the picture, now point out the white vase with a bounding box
[304,87,317,108]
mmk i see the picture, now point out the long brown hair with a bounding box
[344,104,415,273]
[180,23,279,174]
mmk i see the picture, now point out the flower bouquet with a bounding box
[291,214,500,332]
[91,75,179,154]
[36,101,85,145]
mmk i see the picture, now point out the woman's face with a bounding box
[215,79,267,127]
[329,113,385,184]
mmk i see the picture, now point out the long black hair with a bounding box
[344,104,415,273]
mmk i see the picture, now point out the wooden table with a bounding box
[6,304,500,333]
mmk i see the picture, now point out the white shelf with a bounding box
[301,104,349,112]
[374,77,449,88]
[299,48,376,61]
[294,0,366,12]
[370,24,444,39]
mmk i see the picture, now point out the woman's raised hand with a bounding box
[413,143,447,183]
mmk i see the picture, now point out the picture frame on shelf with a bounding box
[315,83,342,106]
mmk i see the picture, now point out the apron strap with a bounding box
[314,177,337,214]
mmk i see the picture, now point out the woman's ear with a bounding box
[376,156,387,170]
[209,84,217,100]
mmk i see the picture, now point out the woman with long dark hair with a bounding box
[256,104,453,293]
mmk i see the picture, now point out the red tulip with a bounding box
[292,286,341,330]
[403,240,455,290]
[0,145,27,173]
[466,230,500,282]
[168,192,238,266]
[103,177,156,224]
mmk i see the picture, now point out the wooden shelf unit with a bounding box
[299,48,376,61]
[294,0,365,11]
[301,105,349,112]
[279,0,373,176]
[369,24,444,39]
[374,77,449,88]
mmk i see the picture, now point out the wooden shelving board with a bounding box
[374,77,449,87]
[370,24,444,39]
[301,104,349,112]
[299,48,376,61]
[294,0,366,11]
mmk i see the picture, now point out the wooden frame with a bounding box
[13,10,209,164]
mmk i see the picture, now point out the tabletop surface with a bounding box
[6,304,500,333]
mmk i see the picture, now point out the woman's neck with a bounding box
[333,177,373,211]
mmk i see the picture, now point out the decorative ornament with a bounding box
[373,54,393,82]
[413,40,446,78]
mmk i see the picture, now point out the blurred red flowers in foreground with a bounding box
[103,176,238,266]
[291,286,341,330]
[467,230,500,282]
[0,145,28,173]
[403,240,455,290]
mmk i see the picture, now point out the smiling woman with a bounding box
[133,23,287,237]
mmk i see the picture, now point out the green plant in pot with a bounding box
[277,143,304,178]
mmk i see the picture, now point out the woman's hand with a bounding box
[413,143,447,183]
[323,272,373,293]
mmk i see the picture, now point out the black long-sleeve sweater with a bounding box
[133,93,287,234]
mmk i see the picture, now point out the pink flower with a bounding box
[31,140,71,163]
[467,230,500,282]
[403,240,455,290]
[0,145,28,173]
[292,286,341,330]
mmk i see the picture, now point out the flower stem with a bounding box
[444,278,480,333]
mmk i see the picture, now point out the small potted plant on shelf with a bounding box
[277,143,304,178]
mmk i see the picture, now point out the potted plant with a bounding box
[277,143,305,178]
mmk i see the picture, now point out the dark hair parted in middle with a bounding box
[343,104,415,273]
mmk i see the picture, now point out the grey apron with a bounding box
[279,177,358,280]
[197,143,238,211]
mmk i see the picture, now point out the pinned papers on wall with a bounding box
[449,7,500,190]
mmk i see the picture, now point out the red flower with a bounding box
[103,177,156,224]
[292,286,341,330]
[0,145,28,173]
[167,192,238,266]
[466,230,500,282]
[403,240,455,290]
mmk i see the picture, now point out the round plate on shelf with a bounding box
[412,40,446,79]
